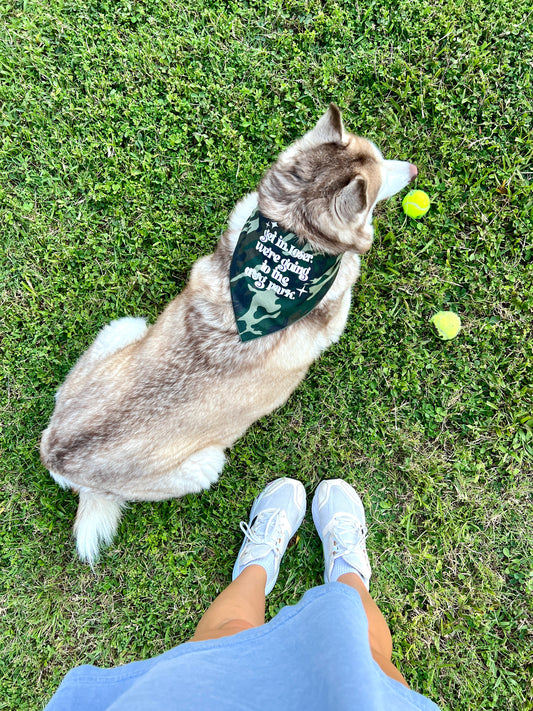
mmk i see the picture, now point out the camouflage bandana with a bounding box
[230,208,342,342]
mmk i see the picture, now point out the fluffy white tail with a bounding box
[73,491,125,566]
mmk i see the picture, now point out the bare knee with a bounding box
[217,619,257,635]
[191,618,257,642]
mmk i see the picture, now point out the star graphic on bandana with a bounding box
[297,285,308,297]
[268,221,278,228]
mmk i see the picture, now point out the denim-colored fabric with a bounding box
[45,583,440,711]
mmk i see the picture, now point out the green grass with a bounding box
[1,0,532,708]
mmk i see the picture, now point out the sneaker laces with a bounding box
[329,514,368,562]
[239,509,290,561]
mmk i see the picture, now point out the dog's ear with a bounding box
[336,175,368,222]
[310,103,344,144]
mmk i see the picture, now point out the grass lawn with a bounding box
[1,0,532,708]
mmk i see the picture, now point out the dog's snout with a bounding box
[377,159,419,202]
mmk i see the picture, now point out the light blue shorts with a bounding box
[45,583,441,711]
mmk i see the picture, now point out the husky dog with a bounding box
[41,105,417,564]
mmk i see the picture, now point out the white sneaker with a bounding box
[232,478,306,594]
[312,479,372,589]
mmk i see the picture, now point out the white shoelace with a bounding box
[329,515,368,561]
[239,510,290,559]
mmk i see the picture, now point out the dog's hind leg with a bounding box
[173,446,226,495]
[127,447,227,501]
[73,490,126,567]
[84,317,148,363]
[50,470,78,491]
[56,317,149,390]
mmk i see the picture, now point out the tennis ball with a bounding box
[430,311,461,340]
[402,190,430,218]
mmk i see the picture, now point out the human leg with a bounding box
[338,572,408,686]
[191,478,306,642]
[312,480,408,687]
[191,565,267,641]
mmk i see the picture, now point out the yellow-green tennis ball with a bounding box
[402,190,430,219]
[430,311,461,340]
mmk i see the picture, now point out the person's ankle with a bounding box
[337,571,368,592]
[236,564,268,585]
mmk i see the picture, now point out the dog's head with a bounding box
[258,104,417,255]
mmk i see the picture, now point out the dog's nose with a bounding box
[409,164,418,181]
